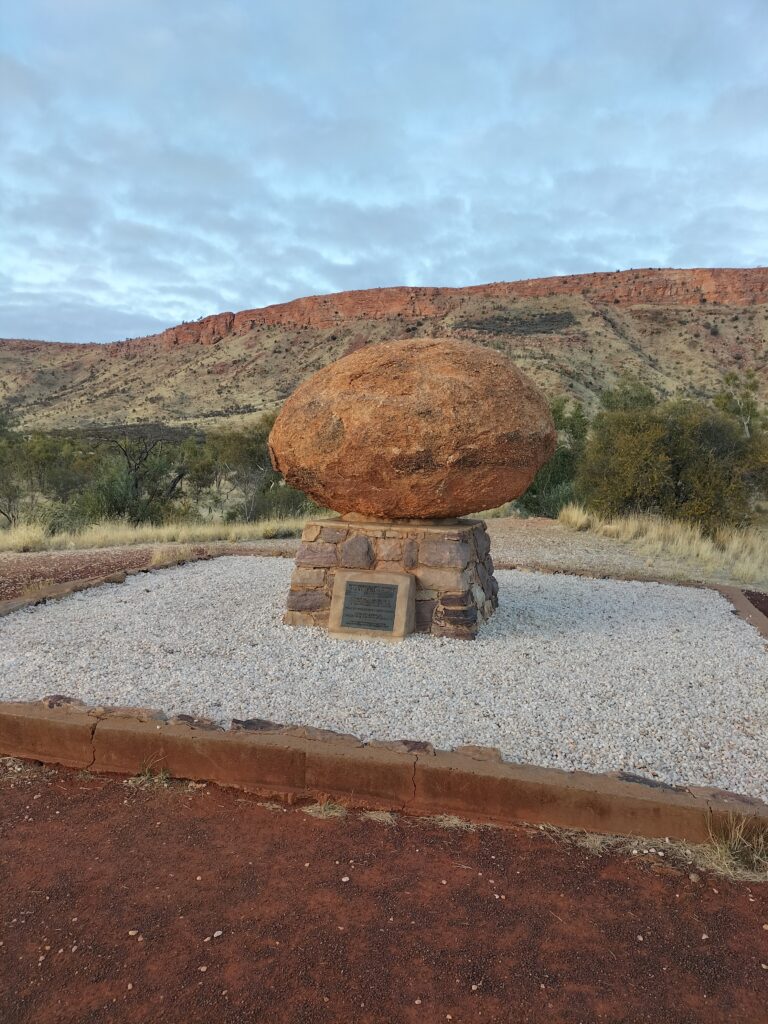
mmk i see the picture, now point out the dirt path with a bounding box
[1,764,765,1024]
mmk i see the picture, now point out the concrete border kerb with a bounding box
[1,697,766,844]
[1,557,766,841]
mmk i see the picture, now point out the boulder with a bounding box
[268,337,556,519]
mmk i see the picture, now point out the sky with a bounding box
[1,1,766,343]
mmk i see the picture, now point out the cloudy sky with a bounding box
[1,1,766,343]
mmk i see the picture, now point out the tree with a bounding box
[517,397,589,517]
[714,370,764,439]
[80,425,198,524]
[0,433,23,527]
[577,393,763,532]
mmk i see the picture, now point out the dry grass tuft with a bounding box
[360,809,398,826]
[425,813,477,831]
[301,800,347,819]
[536,815,768,883]
[125,765,172,790]
[479,502,522,519]
[0,515,315,554]
[698,813,768,880]
[149,544,197,568]
[558,503,768,585]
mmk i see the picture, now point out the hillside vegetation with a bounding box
[1,268,767,430]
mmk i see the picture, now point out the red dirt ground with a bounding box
[0,544,296,602]
[0,765,766,1024]
[0,547,159,601]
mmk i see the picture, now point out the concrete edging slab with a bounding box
[1,698,766,843]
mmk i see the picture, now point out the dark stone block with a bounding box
[287,589,331,612]
[440,591,472,610]
[340,535,374,569]
[415,599,436,632]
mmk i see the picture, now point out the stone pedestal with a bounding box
[284,516,498,640]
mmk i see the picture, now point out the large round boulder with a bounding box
[268,337,556,519]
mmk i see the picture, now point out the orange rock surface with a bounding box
[268,337,556,519]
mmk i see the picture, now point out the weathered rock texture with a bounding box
[285,518,498,640]
[268,337,556,519]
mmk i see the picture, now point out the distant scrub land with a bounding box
[1,268,766,432]
[0,269,765,551]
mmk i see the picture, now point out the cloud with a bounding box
[0,0,766,341]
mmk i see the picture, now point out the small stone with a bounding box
[213,930,223,938]
[286,589,330,612]
[688,873,700,882]
[341,876,350,883]
[199,965,207,972]
[128,930,138,936]
[419,540,470,569]
[290,567,326,588]
[296,541,337,567]
[319,526,348,544]
[340,535,374,569]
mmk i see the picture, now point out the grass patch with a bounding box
[125,764,172,790]
[536,814,768,883]
[558,503,768,585]
[478,501,522,519]
[149,544,197,568]
[359,809,398,826]
[699,813,768,880]
[301,800,347,819]
[425,814,477,831]
[0,515,316,554]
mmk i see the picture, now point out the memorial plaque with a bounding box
[329,569,415,640]
[341,581,398,632]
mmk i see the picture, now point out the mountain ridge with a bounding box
[2,267,766,430]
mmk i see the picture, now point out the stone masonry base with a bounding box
[284,517,499,639]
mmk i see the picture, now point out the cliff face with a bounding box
[103,267,768,354]
[1,267,766,430]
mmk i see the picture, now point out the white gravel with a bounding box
[1,556,766,801]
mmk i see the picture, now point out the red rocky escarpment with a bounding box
[106,267,768,353]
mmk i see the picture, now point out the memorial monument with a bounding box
[269,337,555,640]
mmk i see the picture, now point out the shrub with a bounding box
[577,393,765,533]
[517,397,588,518]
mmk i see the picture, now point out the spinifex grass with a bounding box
[558,503,768,586]
[0,515,316,553]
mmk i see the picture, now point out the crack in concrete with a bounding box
[84,717,100,770]
[410,754,418,803]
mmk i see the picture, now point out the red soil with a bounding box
[0,766,765,1024]
[0,544,297,603]
[0,548,158,602]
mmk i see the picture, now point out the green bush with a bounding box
[577,385,766,533]
[517,397,588,518]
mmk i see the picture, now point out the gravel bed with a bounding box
[1,557,766,801]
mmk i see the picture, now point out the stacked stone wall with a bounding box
[284,518,498,640]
